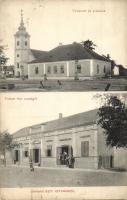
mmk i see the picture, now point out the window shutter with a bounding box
[81,141,89,157]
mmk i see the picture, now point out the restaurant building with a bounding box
[11,109,114,169]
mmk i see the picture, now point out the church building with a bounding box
[11,109,114,169]
[14,11,111,79]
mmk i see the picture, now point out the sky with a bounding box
[0,92,99,133]
[0,0,127,67]
[1,92,127,134]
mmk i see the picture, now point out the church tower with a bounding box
[14,10,30,77]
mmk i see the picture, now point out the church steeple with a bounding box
[18,9,26,31]
[14,10,30,77]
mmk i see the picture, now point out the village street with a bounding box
[0,166,127,187]
[0,78,127,91]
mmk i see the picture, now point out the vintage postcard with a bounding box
[0,0,127,200]
[0,92,127,199]
[0,0,127,91]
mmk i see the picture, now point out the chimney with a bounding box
[59,113,63,119]
[41,124,46,131]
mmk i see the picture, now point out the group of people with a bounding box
[29,151,75,172]
[60,151,75,168]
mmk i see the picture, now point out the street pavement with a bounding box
[0,166,127,187]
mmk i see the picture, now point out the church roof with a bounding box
[29,42,110,64]
[30,49,48,60]
[13,109,98,138]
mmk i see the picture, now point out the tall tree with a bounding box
[0,41,8,71]
[97,96,127,148]
[0,132,18,166]
[81,40,97,50]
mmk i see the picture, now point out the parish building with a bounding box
[14,11,111,79]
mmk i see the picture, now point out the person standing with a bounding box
[63,151,67,165]
[68,155,75,168]
[29,157,34,171]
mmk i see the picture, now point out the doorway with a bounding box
[33,149,39,163]
[14,150,20,163]
[56,145,73,165]
[61,146,69,155]
[110,155,114,168]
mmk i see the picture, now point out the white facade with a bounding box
[14,12,34,77]
[11,110,114,169]
[113,66,119,76]
[28,59,111,79]
[14,12,111,79]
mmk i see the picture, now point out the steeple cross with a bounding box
[21,9,23,20]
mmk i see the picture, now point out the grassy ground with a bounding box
[0,77,127,91]
[0,166,127,187]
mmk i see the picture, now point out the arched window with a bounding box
[17,54,19,57]
[97,64,99,74]
[54,66,57,73]
[47,66,51,74]
[17,41,19,46]
[35,67,39,74]
[60,65,64,73]
[25,41,27,46]
[17,63,19,68]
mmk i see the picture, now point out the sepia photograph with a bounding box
[0,92,127,189]
[0,0,127,91]
[0,0,127,199]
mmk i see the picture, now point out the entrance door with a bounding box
[110,156,114,168]
[15,150,20,162]
[61,146,69,155]
[16,150,19,161]
[33,149,39,163]
[56,145,73,165]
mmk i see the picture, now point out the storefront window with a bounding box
[47,145,52,157]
